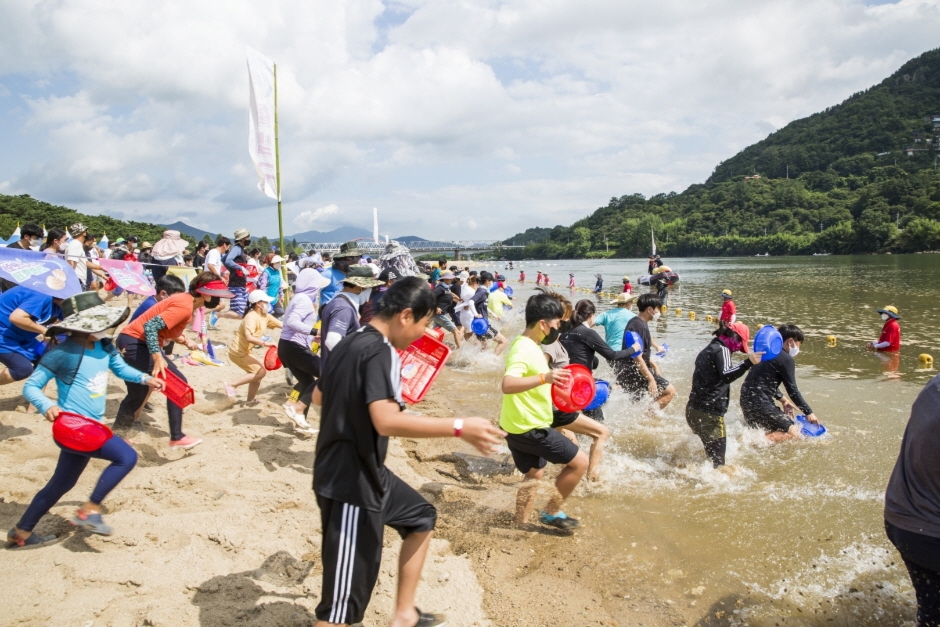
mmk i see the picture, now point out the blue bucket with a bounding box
[489,284,499,292]
[471,317,490,336]
[585,380,609,410]
[752,325,783,362]
[795,414,826,437]
[504,286,514,297]
[623,331,644,358]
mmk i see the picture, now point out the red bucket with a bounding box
[263,345,282,371]
[52,412,113,452]
[551,364,596,413]
[397,334,451,404]
[158,369,195,409]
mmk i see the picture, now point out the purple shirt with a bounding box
[319,292,360,371]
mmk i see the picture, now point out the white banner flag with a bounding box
[373,207,380,244]
[247,47,279,200]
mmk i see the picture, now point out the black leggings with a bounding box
[886,521,940,626]
[115,334,187,441]
[278,339,320,414]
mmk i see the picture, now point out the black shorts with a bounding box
[741,404,794,433]
[476,324,499,341]
[551,408,579,428]
[616,360,670,400]
[583,406,604,422]
[315,473,437,625]
[505,428,580,474]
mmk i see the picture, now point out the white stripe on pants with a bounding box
[329,503,360,624]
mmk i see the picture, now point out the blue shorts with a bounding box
[229,287,248,315]
[0,351,35,381]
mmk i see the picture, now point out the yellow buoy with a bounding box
[826,335,837,347]
[706,315,713,322]
[919,354,934,364]
[675,308,683,316]
[660,305,668,314]
[689,311,696,320]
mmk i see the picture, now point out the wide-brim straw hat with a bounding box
[613,293,639,305]
[46,292,129,336]
[234,228,251,241]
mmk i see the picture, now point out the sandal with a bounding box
[7,527,56,549]
[413,608,446,627]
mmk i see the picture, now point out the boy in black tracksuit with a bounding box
[686,321,762,468]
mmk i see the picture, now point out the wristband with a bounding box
[453,419,464,438]
[539,373,546,385]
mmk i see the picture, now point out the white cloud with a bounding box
[0,0,938,238]
[293,203,340,229]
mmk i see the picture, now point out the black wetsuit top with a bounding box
[560,324,632,371]
[687,338,753,415]
[740,351,812,415]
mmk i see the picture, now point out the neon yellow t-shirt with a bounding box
[499,335,552,434]
[488,290,512,318]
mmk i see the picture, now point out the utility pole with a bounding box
[786,165,789,179]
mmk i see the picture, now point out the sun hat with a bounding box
[114,238,125,245]
[248,290,274,304]
[269,255,284,265]
[141,241,153,249]
[335,241,363,259]
[458,271,470,282]
[234,228,251,241]
[378,268,398,283]
[151,230,189,259]
[726,321,750,352]
[878,305,900,319]
[46,292,129,336]
[722,289,733,298]
[622,276,630,281]
[440,272,456,280]
[69,223,88,238]
[195,279,235,298]
[614,293,639,305]
[342,265,384,288]
[294,268,331,295]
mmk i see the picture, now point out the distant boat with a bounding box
[754,252,770,257]
[813,252,831,256]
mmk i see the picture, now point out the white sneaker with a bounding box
[283,404,312,430]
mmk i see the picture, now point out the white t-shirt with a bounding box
[66,239,87,285]
[205,248,223,274]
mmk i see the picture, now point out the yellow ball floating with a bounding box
[706,315,713,322]
[919,354,934,364]
[660,305,668,314]
[675,308,683,316]
[826,335,837,347]
[689,311,696,320]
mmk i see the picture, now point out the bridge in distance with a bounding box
[299,239,523,260]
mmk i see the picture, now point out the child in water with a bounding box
[519,270,525,283]
[568,273,576,289]
[536,271,543,286]
[622,276,632,294]
[867,305,901,352]
[720,289,736,324]
[593,274,603,294]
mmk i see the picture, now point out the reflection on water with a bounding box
[450,255,940,625]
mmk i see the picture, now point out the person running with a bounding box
[280,268,330,432]
[219,229,251,320]
[256,254,285,318]
[319,266,382,372]
[472,272,509,355]
[885,373,940,627]
[431,272,462,348]
[311,277,502,627]
[719,289,736,325]
[621,276,633,294]
[65,224,106,290]
[114,273,233,448]
[686,322,762,468]
[223,291,283,404]
[0,286,63,386]
[867,305,901,352]
[7,292,164,547]
[593,274,603,294]
[536,271,543,286]
[501,293,589,530]
[488,280,513,320]
[593,293,637,351]
[319,241,362,306]
[360,269,397,325]
[568,273,576,289]
[740,324,819,442]
[614,294,676,410]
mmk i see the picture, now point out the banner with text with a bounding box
[0,248,83,298]
[98,258,156,296]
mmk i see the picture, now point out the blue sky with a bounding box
[0,0,938,240]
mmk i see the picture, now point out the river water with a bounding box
[446,254,940,626]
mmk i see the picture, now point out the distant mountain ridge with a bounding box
[164,221,430,245]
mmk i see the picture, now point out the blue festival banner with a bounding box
[0,248,83,298]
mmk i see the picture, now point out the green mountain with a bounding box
[0,194,196,246]
[503,47,940,258]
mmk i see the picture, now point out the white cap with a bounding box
[270,255,284,265]
[458,271,470,281]
[248,290,274,304]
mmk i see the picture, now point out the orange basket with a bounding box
[263,345,282,371]
[158,369,195,409]
[397,335,451,404]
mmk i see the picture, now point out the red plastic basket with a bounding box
[551,364,597,413]
[430,327,445,342]
[158,369,195,409]
[52,411,113,452]
[397,335,451,404]
[264,345,282,371]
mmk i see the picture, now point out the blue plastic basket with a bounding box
[753,325,783,362]
[795,414,826,437]
[470,317,489,336]
[504,286,514,297]
[623,331,644,358]
[585,380,609,410]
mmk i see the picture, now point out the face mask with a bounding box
[881,313,889,321]
[719,335,743,353]
[59,242,67,251]
[540,325,560,345]
[204,296,221,309]
[788,345,800,357]
[653,312,661,321]
[30,240,40,251]
[358,288,372,305]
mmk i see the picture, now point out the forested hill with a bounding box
[0,194,195,245]
[503,47,940,259]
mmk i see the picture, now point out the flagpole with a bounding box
[273,62,288,295]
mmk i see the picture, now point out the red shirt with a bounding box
[622,283,632,294]
[720,299,736,323]
[878,318,901,352]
